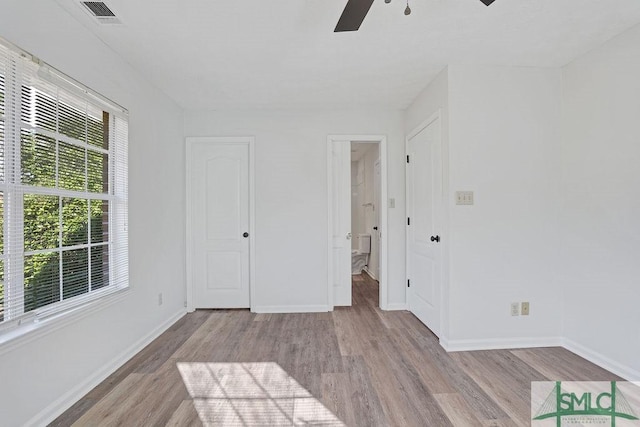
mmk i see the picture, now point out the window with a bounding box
[0,37,128,330]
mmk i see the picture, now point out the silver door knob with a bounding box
[346,232,352,240]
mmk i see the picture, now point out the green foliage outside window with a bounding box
[0,86,110,321]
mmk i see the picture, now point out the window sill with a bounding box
[0,286,130,356]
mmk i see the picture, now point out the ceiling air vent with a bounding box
[81,1,122,24]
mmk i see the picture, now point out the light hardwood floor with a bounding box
[51,274,619,426]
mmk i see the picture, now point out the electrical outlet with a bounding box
[158,292,163,306]
[510,302,519,316]
[521,302,530,316]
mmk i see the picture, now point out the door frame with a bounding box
[369,157,381,280]
[185,136,256,312]
[327,135,389,310]
[405,110,447,337]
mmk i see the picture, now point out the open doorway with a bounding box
[327,135,388,310]
[350,143,381,292]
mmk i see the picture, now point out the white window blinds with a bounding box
[0,37,128,327]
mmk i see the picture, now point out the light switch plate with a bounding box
[456,191,474,205]
[511,302,519,316]
[388,198,395,208]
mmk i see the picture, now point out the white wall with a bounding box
[350,161,360,250]
[447,65,564,347]
[184,110,406,309]
[361,146,377,237]
[352,157,367,250]
[405,43,640,376]
[362,146,380,277]
[561,23,640,379]
[0,1,185,425]
[405,67,449,135]
[405,65,565,348]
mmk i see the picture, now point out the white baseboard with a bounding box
[252,305,330,314]
[27,309,186,427]
[563,338,640,381]
[439,335,640,381]
[441,336,563,352]
[384,303,408,311]
[363,268,377,281]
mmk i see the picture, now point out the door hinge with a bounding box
[407,217,410,226]
[406,155,410,163]
[407,279,410,288]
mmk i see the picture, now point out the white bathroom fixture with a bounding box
[351,233,371,275]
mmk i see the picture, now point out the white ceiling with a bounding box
[56,0,640,110]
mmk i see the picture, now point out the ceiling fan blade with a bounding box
[334,0,375,32]
[480,0,496,5]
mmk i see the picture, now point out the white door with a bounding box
[370,158,381,279]
[406,116,442,336]
[331,140,352,306]
[188,139,251,308]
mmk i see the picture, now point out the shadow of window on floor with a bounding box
[177,362,345,426]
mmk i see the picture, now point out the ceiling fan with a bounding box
[335,0,496,32]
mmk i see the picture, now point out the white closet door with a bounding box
[407,116,442,336]
[188,139,250,308]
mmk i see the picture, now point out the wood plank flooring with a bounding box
[51,274,620,426]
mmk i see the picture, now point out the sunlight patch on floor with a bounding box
[177,362,345,426]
